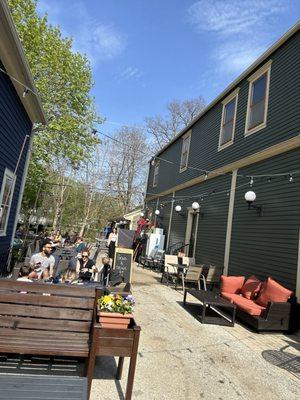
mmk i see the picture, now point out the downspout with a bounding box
[9,128,35,261]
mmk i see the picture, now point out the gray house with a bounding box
[0,0,46,273]
[145,22,300,298]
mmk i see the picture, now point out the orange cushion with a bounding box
[232,295,266,316]
[221,292,238,303]
[220,275,245,294]
[256,277,293,307]
[241,275,262,300]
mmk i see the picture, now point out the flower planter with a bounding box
[98,310,133,329]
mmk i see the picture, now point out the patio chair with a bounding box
[160,254,178,284]
[182,257,195,267]
[175,264,205,292]
[202,265,222,291]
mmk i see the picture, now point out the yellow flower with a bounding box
[102,295,112,305]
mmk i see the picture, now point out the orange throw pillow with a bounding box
[256,277,293,307]
[220,275,245,294]
[241,275,262,299]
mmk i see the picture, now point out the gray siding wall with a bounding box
[167,175,230,267]
[147,31,300,195]
[229,148,300,290]
[0,61,32,272]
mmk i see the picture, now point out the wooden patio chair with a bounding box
[202,265,222,291]
[176,264,205,292]
[160,254,178,284]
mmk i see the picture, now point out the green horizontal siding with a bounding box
[229,148,300,290]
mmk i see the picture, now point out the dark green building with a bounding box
[145,22,300,297]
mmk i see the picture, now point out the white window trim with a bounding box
[179,130,191,173]
[0,168,16,237]
[218,88,239,151]
[245,60,272,137]
[152,160,159,187]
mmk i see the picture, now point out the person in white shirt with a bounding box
[17,266,32,282]
[107,228,117,261]
[29,238,55,279]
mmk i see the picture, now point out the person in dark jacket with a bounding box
[76,249,97,281]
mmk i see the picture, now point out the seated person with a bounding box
[17,266,33,282]
[75,237,86,253]
[29,238,55,280]
[101,256,111,285]
[76,249,97,281]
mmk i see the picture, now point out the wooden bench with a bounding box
[0,280,96,398]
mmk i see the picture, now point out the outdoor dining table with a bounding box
[168,263,188,285]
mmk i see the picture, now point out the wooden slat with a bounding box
[0,328,89,341]
[0,293,94,309]
[96,327,135,338]
[0,303,93,321]
[0,280,95,298]
[0,316,91,332]
[0,345,88,357]
[96,337,133,348]
[96,347,132,357]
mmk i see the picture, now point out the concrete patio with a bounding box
[91,264,300,400]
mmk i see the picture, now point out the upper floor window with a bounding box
[245,60,272,136]
[180,131,191,172]
[219,89,239,151]
[152,161,159,187]
[0,168,16,236]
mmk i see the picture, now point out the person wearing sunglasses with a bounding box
[76,249,97,281]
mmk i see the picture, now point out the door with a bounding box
[185,208,199,258]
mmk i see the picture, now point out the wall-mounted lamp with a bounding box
[192,202,200,213]
[245,191,263,216]
[140,212,144,217]
[175,204,185,217]
[155,209,160,215]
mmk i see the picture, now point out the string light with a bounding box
[204,172,208,180]
[289,174,293,182]
[267,177,272,183]
[249,176,254,187]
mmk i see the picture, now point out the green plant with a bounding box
[98,294,135,315]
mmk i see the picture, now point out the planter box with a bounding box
[98,311,133,329]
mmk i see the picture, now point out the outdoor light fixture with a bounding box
[155,209,160,215]
[175,205,182,212]
[244,191,263,216]
[175,204,185,217]
[192,202,200,211]
[140,212,144,217]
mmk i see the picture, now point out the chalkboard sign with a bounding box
[114,247,133,283]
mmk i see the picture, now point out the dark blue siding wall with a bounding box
[0,62,32,273]
[147,31,300,195]
[229,149,300,290]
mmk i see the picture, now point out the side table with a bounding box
[87,318,141,400]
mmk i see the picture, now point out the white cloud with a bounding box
[116,66,143,82]
[37,0,126,67]
[187,0,288,75]
[188,0,287,35]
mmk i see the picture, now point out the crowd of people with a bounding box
[17,234,111,285]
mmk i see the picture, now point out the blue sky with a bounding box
[37,0,300,134]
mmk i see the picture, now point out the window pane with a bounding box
[181,152,187,168]
[252,74,267,104]
[249,100,265,128]
[221,121,233,145]
[224,99,235,124]
[0,206,8,231]
[3,177,13,206]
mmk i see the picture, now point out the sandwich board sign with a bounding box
[113,247,133,283]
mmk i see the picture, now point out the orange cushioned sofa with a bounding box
[220,275,294,332]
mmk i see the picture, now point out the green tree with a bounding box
[8,0,102,216]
